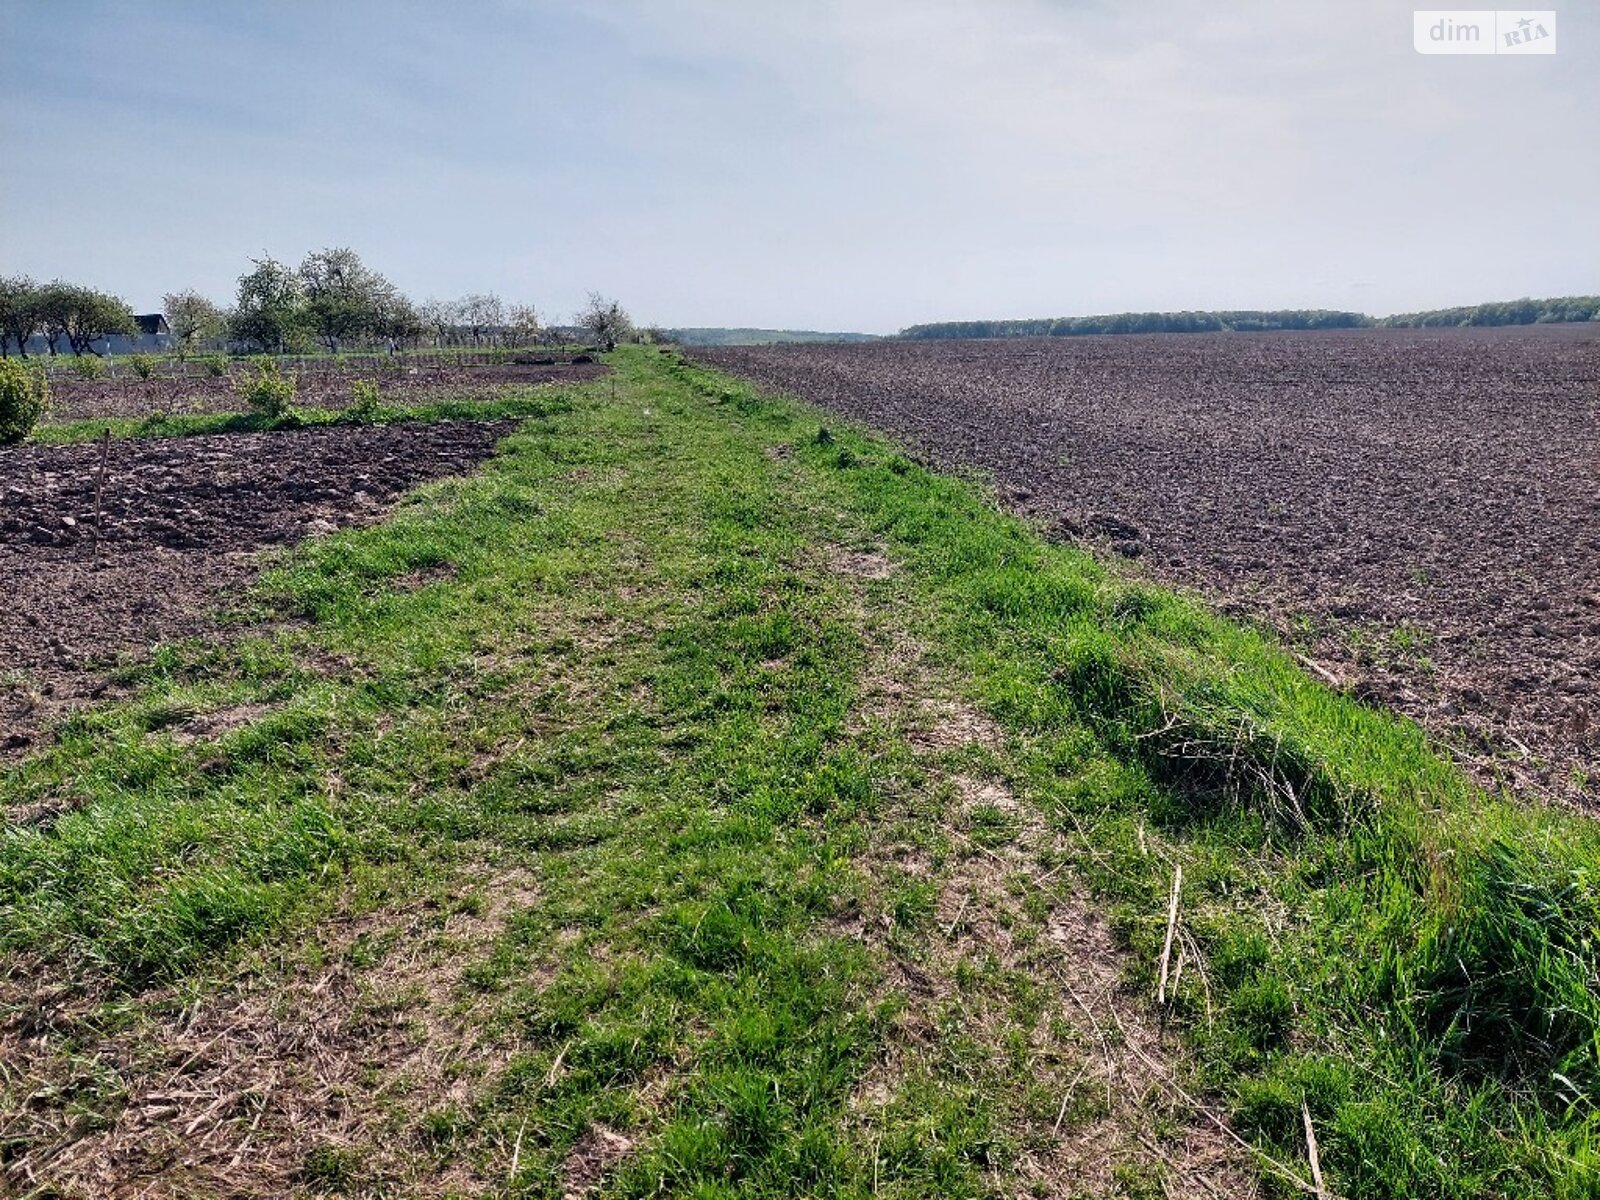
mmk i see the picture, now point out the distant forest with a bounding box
[1378,296,1600,328]
[666,327,883,347]
[899,296,1600,340]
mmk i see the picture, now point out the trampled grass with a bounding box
[1,346,1596,1197]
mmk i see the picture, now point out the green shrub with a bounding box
[235,358,296,418]
[70,354,105,380]
[0,358,49,444]
[129,353,158,380]
[200,354,229,378]
[349,378,382,420]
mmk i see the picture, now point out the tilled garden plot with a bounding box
[694,325,1600,802]
[0,422,513,751]
[42,359,606,423]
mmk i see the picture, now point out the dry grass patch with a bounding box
[1,866,540,1199]
[168,701,276,746]
[559,1123,635,1198]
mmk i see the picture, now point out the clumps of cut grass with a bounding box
[1076,642,1365,837]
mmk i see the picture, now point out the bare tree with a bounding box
[577,293,635,352]
[505,303,541,347]
[458,293,505,346]
[162,290,226,358]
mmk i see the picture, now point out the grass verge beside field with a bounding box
[2,346,1596,1198]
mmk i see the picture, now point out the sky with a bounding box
[1,0,1596,333]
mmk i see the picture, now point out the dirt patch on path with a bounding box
[0,421,514,753]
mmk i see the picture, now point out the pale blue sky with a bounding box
[2,0,1595,331]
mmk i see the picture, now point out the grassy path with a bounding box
[2,348,1597,1198]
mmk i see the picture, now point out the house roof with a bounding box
[134,314,169,335]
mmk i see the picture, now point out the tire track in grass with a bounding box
[813,534,1263,1199]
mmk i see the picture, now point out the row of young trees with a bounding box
[202,247,557,355]
[1,247,639,358]
[0,278,138,357]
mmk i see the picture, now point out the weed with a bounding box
[349,378,382,420]
[299,1143,362,1191]
[235,357,296,418]
[1412,835,1600,1094]
[70,353,104,380]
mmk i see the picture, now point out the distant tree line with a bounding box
[665,328,884,347]
[222,247,549,355]
[1376,296,1600,328]
[900,309,1369,340]
[899,297,1600,340]
[2,247,641,359]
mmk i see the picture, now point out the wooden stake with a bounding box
[92,428,110,562]
[1158,863,1182,1005]
[1303,1101,1329,1200]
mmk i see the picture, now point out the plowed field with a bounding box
[0,421,514,753]
[693,325,1600,803]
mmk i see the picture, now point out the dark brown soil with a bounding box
[0,421,514,753]
[43,359,606,423]
[693,325,1600,804]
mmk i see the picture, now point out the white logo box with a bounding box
[1414,10,1557,54]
